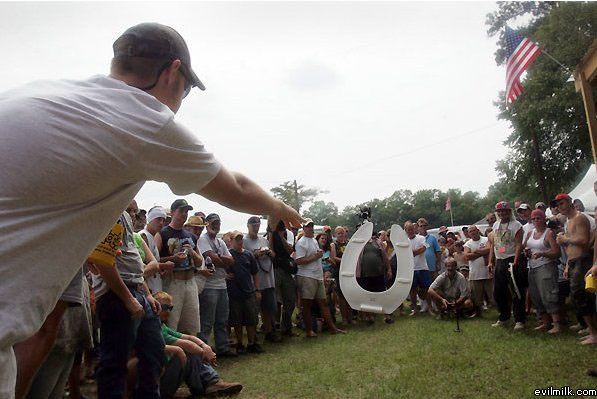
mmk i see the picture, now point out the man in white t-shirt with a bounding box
[463,225,492,317]
[1,23,302,397]
[295,219,344,338]
[405,221,430,316]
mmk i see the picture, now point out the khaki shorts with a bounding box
[296,275,326,300]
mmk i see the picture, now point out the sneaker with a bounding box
[569,323,583,331]
[204,379,243,397]
[578,328,591,336]
[384,316,395,324]
[514,322,525,330]
[234,344,247,355]
[246,343,264,354]
[492,320,508,327]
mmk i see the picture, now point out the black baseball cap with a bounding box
[170,199,193,212]
[205,213,221,223]
[113,22,205,91]
[247,216,261,225]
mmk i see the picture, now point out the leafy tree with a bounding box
[304,200,340,226]
[270,180,327,212]
[486,2,596,201]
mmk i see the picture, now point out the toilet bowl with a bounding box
[339,221,414,314]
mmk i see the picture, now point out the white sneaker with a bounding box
[420,300,429,313]
[578,327,590,336]
[492,320,508,327]
[514,322,525,330]
[569,323,583,331]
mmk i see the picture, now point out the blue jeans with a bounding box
[160,353,219,397]
[96,288,165,399]
[199,288,230,354]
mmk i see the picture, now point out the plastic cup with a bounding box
[586,274,596,293]
[88,223,124,267]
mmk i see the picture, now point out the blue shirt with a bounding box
[423,234,440,272]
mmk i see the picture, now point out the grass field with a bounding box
[216,310,596,399]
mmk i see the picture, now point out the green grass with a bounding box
[217,311,596,399]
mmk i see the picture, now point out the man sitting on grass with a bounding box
[153,291,243,397]
[427,258,473,317]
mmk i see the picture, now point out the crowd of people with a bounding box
[25,192,596,398]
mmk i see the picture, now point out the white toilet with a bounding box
[339,221,414,314]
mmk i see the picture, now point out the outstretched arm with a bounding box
[200,168,303,228]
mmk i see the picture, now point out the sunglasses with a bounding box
[162,304,174,311]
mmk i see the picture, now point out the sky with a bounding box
[0,1,511,231]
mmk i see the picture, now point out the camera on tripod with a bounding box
[357,206,371,221]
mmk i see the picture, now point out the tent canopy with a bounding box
[569,164,596,211]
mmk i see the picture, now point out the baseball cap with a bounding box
[170,199,193,212]
[495,201,511,211]
[205,213,221,223]
[516,203,530,211]
[147,206,167,223]
[302,218,314,227]
[229,230,244,240]
[535,202,546,209]
[247,216,261,225]
[438,226,448,234]
[554,193,572,202]
[185,215,207,227]
[113,22,205,91]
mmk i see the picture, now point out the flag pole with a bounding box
[540,49,573,74]
[449,208,454,227]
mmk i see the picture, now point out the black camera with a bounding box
[357,206,371,221]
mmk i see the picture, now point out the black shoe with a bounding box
[219,350,238,358]
[385,317,395,324]
[265,332,283,343]
[235,344,247,355]
[246,343,264,354]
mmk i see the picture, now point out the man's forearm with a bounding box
[200,169,283,216]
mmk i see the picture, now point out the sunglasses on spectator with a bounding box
[162,304,174,311]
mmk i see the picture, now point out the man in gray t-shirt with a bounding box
[428,258,473,313]
[197,213,236,356]
[243,216,280,342]
[92,210,164,397]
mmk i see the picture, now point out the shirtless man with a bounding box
[555,193,596,345]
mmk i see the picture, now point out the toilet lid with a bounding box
[339,221,414,314]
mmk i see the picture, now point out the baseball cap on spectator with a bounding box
[229,230,244,240]
[247,216,261,225]
[113,22,205,91]
[535,202,546,209]
[516,203,530,211]
[170,199,193,212]
[495,201,511,211]
[438,226,448,234]
[554,193,572,202]
[323,225,332,232]
[205,213,220,224]
[147,206,168,223]
[302,218,314,227]
[185,215,207,227]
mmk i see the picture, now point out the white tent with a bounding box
[569,164,597,211]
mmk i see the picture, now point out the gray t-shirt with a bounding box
[140,228,162,294]
[59,267,85,304]
[243,236,275,290]
[198,233,232,290]
[430,271,470,301]
[93,212,145,298]
[0,75,221,350]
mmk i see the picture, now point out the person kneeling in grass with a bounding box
[427,258,473,317]
[151,291,243,398]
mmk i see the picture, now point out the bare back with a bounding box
[564,212,591,261]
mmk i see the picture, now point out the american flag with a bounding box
[504,26,541,103]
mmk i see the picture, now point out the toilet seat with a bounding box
[339,221,414,314]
